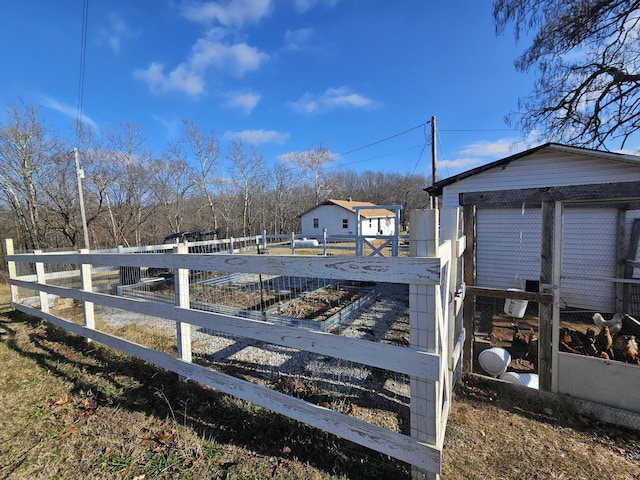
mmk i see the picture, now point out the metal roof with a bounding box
[425,142,640,196]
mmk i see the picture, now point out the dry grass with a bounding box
[1,283,639,479]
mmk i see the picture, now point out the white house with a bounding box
[297,199,397,238]
[426,143,640,313]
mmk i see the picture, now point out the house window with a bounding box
[342,219,349,229]
[313,218,319,228]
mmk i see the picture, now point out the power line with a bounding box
[410,122,429,175]
[76,0,89,140]
[439,128,515,132]
[334,120,431,159]
[320,120,432,171]
[75,0,90,250]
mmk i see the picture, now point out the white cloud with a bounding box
[288,86,379,113]
[181,0,273,27]
[284,28,315,50]
[290,0,340,13]
[224,129,290,144]
[134,33,269,95]
[134,62,205,95]
[99,13,132,54]
[39,95,98,130]
[439,136,538,176]
[223,90,261,114]
[459,138,520,157]
[191,36,269,76]
[437,157,483,172]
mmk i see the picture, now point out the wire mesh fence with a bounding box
[14,249,414,432]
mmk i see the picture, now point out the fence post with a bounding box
[175,244,192,367]
[539,201,556,392]
[79,248,95,333]
[34,250,49,314]
[291,232,295,255]
[323,228,327,256]
[5,239,18,303]
[462,205,476,373]
[230,237,234,254]
[393,208,401,256]
[409,209,440,480]
[440,208,459,376]
[262,230,267,250]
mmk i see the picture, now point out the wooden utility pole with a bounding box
[74,147,90,249]
[431,116,437,209]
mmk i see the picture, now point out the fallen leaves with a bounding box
[47,395,71,407]
[57,428,80,439]
[79,396,98,415]
[139,428,177,453]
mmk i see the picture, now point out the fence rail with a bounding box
[5,208,464,479]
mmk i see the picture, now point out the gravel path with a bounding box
[99,282,412,407]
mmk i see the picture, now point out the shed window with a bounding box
[342,219,349,229]
[313,218,319,228]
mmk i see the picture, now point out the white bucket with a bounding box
[479,347,511,376]
[500,372,539,389]
[504,289,528,318]
[499,371,521,385]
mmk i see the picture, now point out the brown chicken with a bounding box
[528,328,539,373]
[559,327,582,354]
[612,335,639,364]
[595,325,613,358]
[511,329,529,365]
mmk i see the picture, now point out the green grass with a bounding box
[0,282,410,479]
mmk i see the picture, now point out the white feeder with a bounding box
[504,288,528,318]
[500,371,539,389]
[479,347,511,377]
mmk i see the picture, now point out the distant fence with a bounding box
[84,231,410,257]
[5,209,463,480]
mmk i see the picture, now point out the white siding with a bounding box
[442,148,640,312]
[301,207,396,237]
[301,205,355,237]
[441,150,640,207]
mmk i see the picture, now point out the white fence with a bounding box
[5,208,464,480]
[92,231,410,257]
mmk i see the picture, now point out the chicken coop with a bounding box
[427,143,640,421]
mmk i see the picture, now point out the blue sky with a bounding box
[0,1,541,180]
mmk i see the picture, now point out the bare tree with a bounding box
[91,122,156,246]
[150,156,194,235]
[226,139,266,236]
[266,161,296,234]
[0,104,63,249]
[494,0,640,149]
[167,120,221,230]
[42,150,88,247]
[282,145,334,204]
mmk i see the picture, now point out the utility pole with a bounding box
[430,115,438,209]
[74,147,90,249]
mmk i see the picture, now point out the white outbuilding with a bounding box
[297,199,397,238]
[426,142,640,314]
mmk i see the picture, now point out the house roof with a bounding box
[425,142,640,196]
[296,199,395,218]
